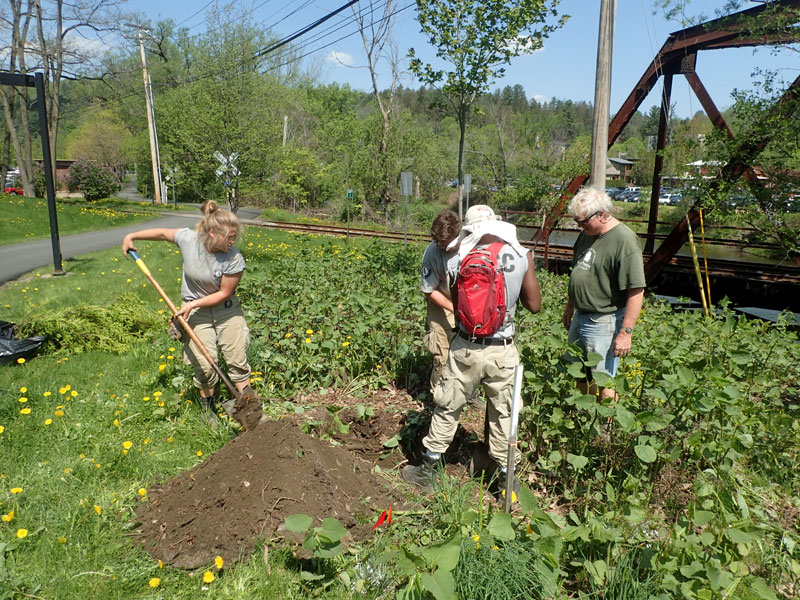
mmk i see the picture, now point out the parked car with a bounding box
[4,180,22,195]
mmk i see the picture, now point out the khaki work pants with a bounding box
[423,334,520,465]
[182,296,251,390]
[423,302,456,394]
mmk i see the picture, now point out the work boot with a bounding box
[466,391,485,409]
[497,469,521,502]
[402,455,439,494]
[199,394,219,429]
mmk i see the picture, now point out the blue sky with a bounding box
[123,0,798,118]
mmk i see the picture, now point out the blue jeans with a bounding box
[567,308,624,379]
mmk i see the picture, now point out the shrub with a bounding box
[66,158,121,202]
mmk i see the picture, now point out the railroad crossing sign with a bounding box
[213,151,240,182]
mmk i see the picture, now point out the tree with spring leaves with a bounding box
[408,0,566,217]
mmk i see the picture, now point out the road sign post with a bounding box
[346,188,353,241]
[400,172,413,244]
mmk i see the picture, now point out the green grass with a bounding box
[0,194,179,246]
[0,226,798,598]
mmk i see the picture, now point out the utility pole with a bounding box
[133,26,164,205]
[589,0,617,191]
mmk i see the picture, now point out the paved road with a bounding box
[0,206,263,285]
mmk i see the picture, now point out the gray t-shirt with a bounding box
[175,228,245,302]
[420,241,459,297]
[448,244,530,340]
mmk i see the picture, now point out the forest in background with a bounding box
[2,1,799,255]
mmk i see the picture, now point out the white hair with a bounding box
[567,187,614,220]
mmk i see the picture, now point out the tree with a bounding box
[0,0,126,196]
[408,0,566,217]
[65,108,133,179]
[351,0,400,217]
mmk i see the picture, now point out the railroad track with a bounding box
[242,217,800,286]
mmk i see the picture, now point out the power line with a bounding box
[60,0,412,119]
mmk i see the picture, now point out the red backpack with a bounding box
[456,242,507,337]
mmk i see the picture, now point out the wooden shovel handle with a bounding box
[128,250,242,400]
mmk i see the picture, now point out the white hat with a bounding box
[447,205,528,260]
[464,204,500,226]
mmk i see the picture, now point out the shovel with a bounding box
[128,249,264,431]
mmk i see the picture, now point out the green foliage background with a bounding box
[0,228,798,598]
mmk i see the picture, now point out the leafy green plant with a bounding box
[66,158,121,202]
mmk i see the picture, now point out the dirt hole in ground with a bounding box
[132,387,488,570]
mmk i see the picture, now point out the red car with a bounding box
[4,184,22,195]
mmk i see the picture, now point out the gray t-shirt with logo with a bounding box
[447,243,530,340]
[175,228,245,302]
[420,241,459,297]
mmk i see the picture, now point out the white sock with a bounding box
[424,450,441,461]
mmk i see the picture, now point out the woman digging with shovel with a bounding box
[121,200,261,429]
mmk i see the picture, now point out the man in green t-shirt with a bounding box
[561,187,645,400]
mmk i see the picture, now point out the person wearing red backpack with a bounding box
[403,205,541,496]
[420,211,462,397]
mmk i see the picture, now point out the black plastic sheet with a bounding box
[0,321,45,365]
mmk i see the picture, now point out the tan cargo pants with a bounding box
[423,302,456,394]
[182,295,251,390]
[422,334,520,465]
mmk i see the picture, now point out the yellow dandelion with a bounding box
[203,570,214,583]
[158,559,163,569]
[214,556,224,569]
[58,536,66,543]
[16,528,27,538]
[472,534,480,542]
[305,338,311,343]
[18,397,27,403]
[94,505,102,515]
[342,341,349,347]
[305,329,314,334]
[43,391,51,397]
[149,577,161,588]
[59,387,66,394]
[167,437,174,443]
[123,441,133,450]
[284,333,292,338]
[0,426,4,434]
[143,396,150,402]
[138,488,147,497]
[70,390,77,397]
[20,407,31,415]
[44,419,52,426]
[112,418,118,426]
[158,364,166,372]
[55,410,64,417]
[153,391,162,397]
[16,358,24,364]
[1,510,13,522]
[19,387,26,393]
[196,451,203,457]
[65,385,71,391]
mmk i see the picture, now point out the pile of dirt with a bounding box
[132,388,488,569]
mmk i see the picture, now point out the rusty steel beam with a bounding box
[644,73,673,254]
[684,71,761,188]
[537,0,800,241]
[645,71,800,283]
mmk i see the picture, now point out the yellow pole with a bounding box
[686,215,709,318]
[698,209,712,310]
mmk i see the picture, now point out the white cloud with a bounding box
[504,38,546,55]
[326,50,354,67]
[533,94,549,104]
